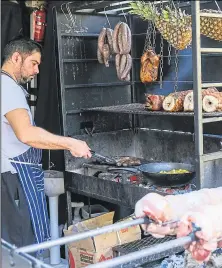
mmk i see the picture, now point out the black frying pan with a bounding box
[108,162,195,187]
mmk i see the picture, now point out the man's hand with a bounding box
[69,139,91,159]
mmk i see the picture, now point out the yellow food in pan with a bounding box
[159,169,190,174]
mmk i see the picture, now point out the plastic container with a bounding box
[81,204,109,219]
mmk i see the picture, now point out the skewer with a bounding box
[15,217,151,254]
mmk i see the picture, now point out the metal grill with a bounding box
[112,235,184,268]
[81,103,222,117]
[113,235,176,255]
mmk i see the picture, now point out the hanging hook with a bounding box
[104,6,112,28]
[61,2,71,23]
[66,1,76,29]
[214,0,221,11]
[120,2,128,24]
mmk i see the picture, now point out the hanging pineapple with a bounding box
[198,9,222,41]
[129,1,192,50]
[129,1,222,50]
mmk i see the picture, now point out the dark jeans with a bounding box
[1,172,35,248]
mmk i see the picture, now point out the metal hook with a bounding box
[214,0,221,11]
[61,2,70,22]
[66,2,76,29]
[120,2,128,24]
[104,6,112,28]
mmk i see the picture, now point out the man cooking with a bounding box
[1,36,92,251]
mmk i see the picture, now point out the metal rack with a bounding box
[191,1,222,189]
[81,103,222,118]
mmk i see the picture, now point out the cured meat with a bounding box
[121,54,132,80]
[202,92,222,113]
[144,94,165,111]
[106,28,114,54]
[140,48,160,83]
[184,87,218,112]
[115,54,121,79]
[119,23,131,54]
[98,28,107,53]
[97,48,104,64]
[113,22,122,54]
[177,204,222,263]
[102,44,110,67]
[162,90,192,112]
[134,187,222,238]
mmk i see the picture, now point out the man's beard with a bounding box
[19,76,33,84]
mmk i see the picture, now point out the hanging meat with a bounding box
[113,22,132,55]
[140,48,160,83]
[115,54,132,81]
[183,87,218,112]
[97,27,114,67]
[134,187,222,238]
[144,94,165,111]
[177,203,222,263]
[202,92,222,113]
[162,90,192,112]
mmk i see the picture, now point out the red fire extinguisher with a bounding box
[34,5,46,43]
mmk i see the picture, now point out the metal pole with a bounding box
[15,217,150,254]
[191,0,204,189]
[49,196,61,265]
[87,236,193,268]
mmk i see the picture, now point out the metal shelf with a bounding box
[61,33,99,37]
[81,103,222,117]
[203,151,222,162]
[192,1,222,188]
[200,12,222,18]
[201,83,222,88]
[65,81,132,89]
[202,117,222,123]
[201,48,222,53]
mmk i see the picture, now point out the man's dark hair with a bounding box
[2,35,42,64]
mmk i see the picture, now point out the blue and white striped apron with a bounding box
[10,147,50,255]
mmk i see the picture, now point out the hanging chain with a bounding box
[174,0,180,92]
[152,21,156,50]
[160,0,164,89]
[168,0,174,65]
[143,21,152,53]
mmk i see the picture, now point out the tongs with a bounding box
[90,150,117,165]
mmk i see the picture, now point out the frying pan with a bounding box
[108,162,195,187]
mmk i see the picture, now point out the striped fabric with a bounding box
[10,147,50,255]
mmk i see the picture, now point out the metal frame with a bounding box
[191,0,222,189]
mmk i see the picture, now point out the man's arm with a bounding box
[5,108,91,158]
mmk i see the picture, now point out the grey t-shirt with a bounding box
[1,74,33,174]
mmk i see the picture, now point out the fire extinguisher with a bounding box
[34,5,46,43]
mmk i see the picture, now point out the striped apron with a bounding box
[10,147,51,256]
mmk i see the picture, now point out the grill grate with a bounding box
[112,235,184,268]
[81,103,222,117]
[113,235,177,255]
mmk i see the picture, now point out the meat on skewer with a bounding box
[177,203,222,263]
[134,187,222,238]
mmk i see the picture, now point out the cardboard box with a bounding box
[63,212,141,268]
